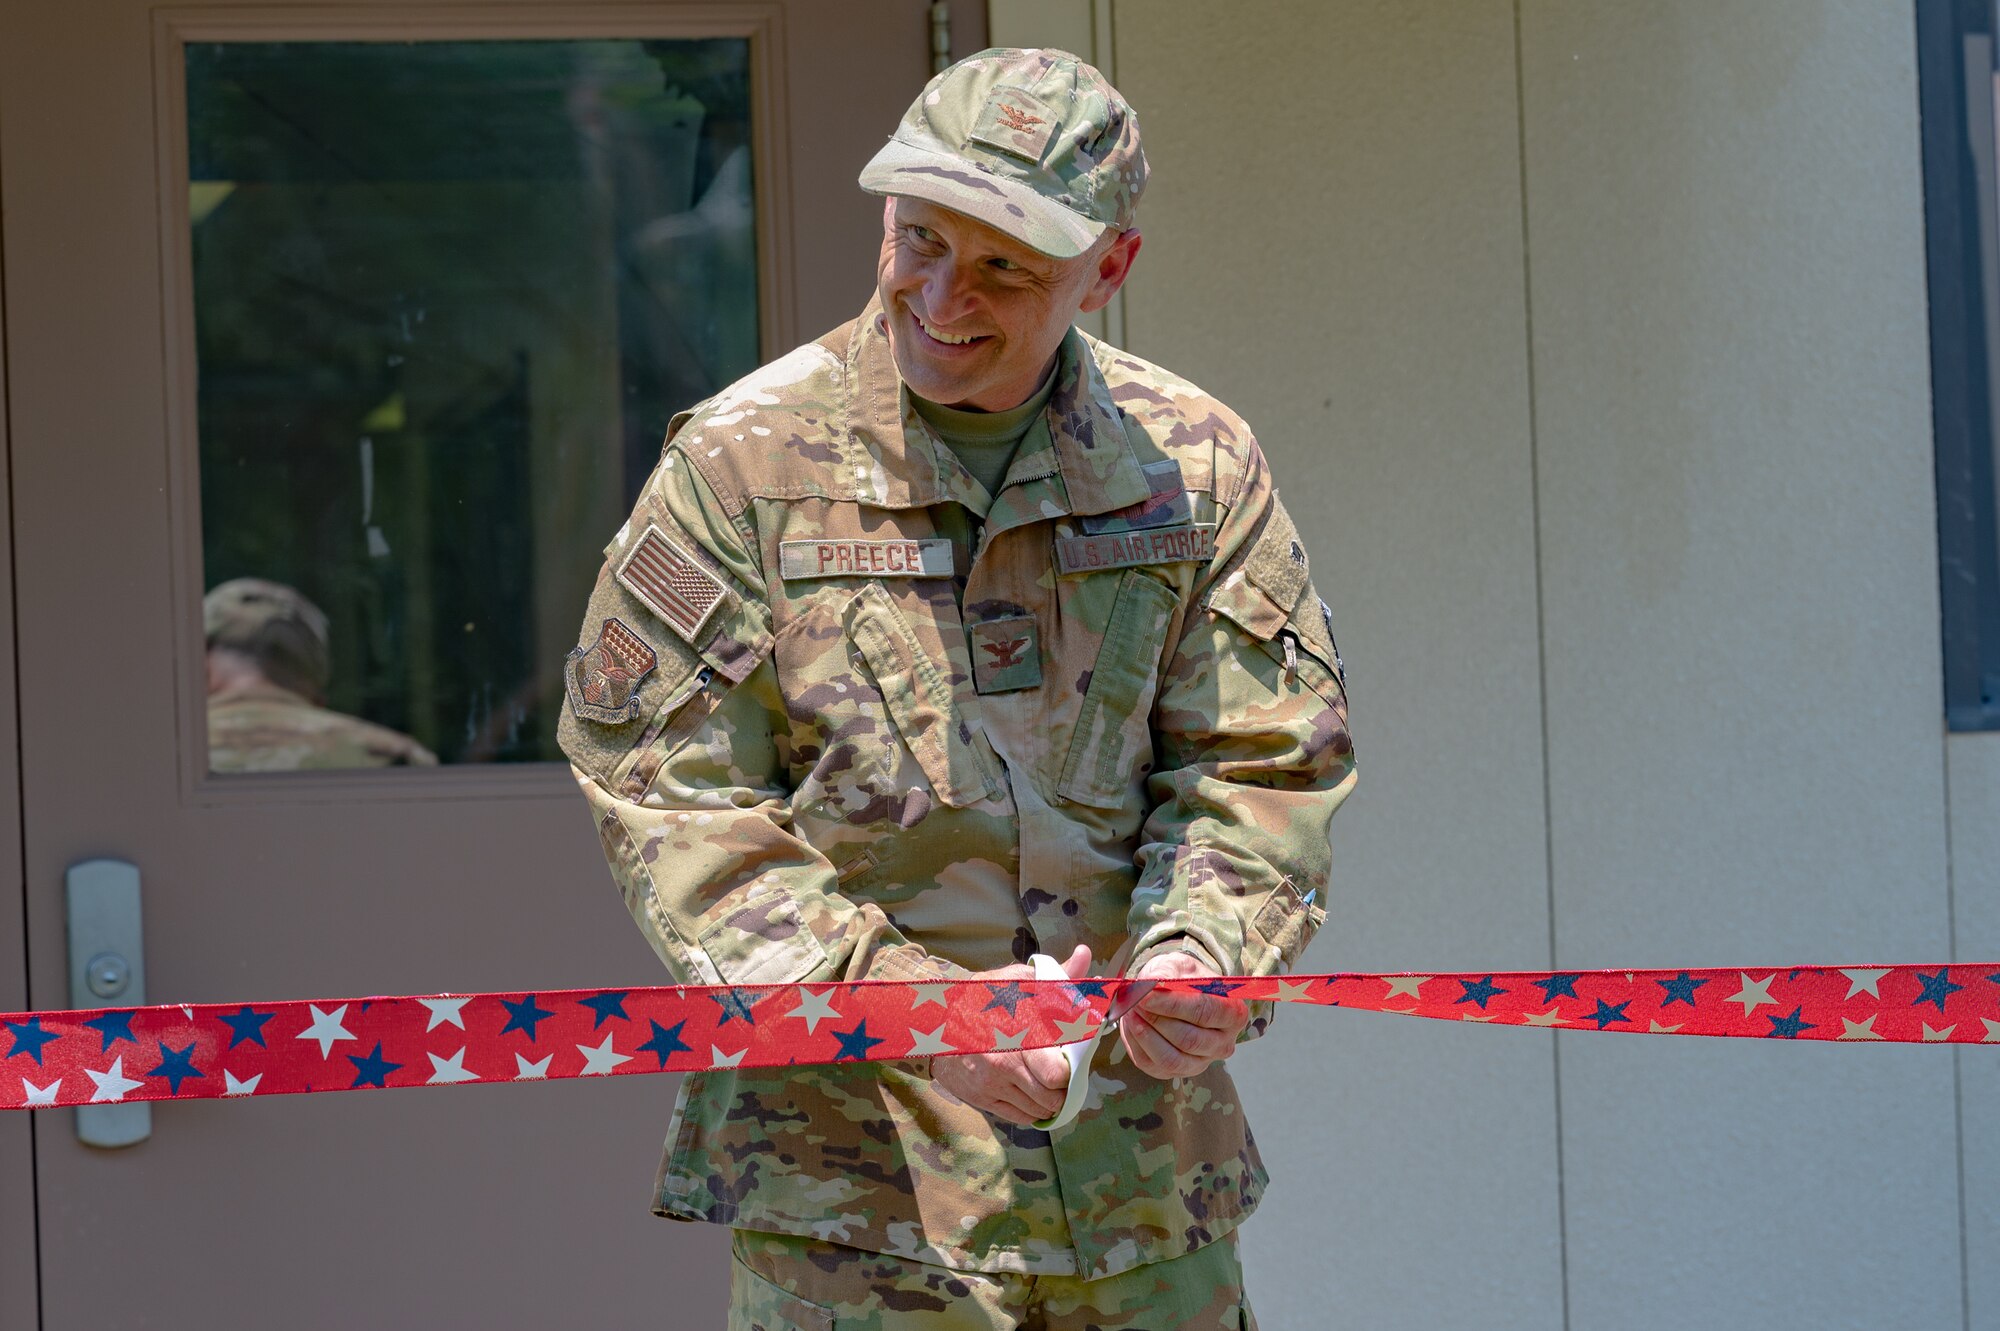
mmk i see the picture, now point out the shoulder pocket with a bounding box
[846,583,997,808]
[1057,568,1182,807]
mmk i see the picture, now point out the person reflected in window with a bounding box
[204,577,437,772]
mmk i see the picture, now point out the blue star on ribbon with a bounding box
[638,1019,691,1067]
[1194,979,1240,997]
[83,1009,140,1053]
[4,1017,58,1066]
[1915,968,1963,1013]
[983,981,1031,1017]
[1456,976,1508,1009]
[1532,974,1580,1003]
[833,1019,885,1062]
[499,994,555,1041]
[1070,979,1111,999]
[709,989,759,1027]
[147,1040,204,1094]
[1586,999,1632,1029]
[1656,972,1708,1008]
[578,991,630,1030]
[214,1006,272,1051]
[1766,1006,1814,1039]
[348,1042,402,1089]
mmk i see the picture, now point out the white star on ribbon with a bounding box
[906,1024,955,1057]
[710,1045,747,1069]
[578,1034,633,1076]
[426,1049,481,1085]
[1647,1020,1684,1034]
[992,1028,1029,1051]
[1924,1023,1957,1042]
[420,996,472,1032]
[297,1003,355,1058]
[1983,1018,2000,1044]
[1054,1015,1099,1043]
[1274,979,1315,1003]
[1523,1008,1567,1027]
[224,1070,262,1096]
[21,1077,59,1107]
[786,989,841,1033]
[1728,973,1777,1015]
[1839,1016,1883,1041]
[86,1057,143,1103]
[910,983,953,1009]
[1840,968,1892,999]
[1381,975,1430,999]
[514,1052,553,1080]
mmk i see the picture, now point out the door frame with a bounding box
[0,164,40,1330]
[152,3,798,807]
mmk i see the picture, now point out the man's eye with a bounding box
[990,257,1022,272]
[909,225,938,243]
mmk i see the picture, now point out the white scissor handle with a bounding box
[1029,953,1104,1131]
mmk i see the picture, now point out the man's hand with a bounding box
[931,944,1092,1126]
[1118,950,1250,1080]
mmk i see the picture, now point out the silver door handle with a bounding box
[65,858,150,1147]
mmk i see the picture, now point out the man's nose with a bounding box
[922,261,979,326]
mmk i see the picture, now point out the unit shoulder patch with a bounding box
[565,617,659,724]
[616,524,727,645]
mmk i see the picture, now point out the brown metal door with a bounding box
[0,2,973,1325]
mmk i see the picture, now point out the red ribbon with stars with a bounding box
[2,963,1993,1111]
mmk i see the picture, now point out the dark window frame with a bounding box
[1921,0,2000,729]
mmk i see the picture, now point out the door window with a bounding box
[185,38,760,770]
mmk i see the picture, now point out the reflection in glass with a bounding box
[187,38,759,769]
[205,578,437,771]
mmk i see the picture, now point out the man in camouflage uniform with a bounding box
[558,49,1352,1330]
[205,577,437,771]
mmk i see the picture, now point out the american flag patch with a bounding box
[615,524,726,645]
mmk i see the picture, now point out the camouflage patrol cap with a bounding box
[203,578,332,700]
[859,47,1146,259]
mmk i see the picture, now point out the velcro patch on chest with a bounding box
[1055,523,1216,575]
[1078,460,1193,535]
[565,617,658,724]
[779,538,955,580]
[970,615,1041,693]
[616,524,726,645]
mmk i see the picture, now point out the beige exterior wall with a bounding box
[995,1,1972,1325]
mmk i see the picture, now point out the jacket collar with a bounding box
[841,298,1151,517]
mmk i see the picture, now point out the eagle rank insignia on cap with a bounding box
[565,617,658,724]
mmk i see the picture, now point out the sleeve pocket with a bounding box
[697,884,831,987]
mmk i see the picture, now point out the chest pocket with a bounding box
[845,583,998,809]
[1055,568,1182,808]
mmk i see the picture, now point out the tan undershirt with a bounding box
[911,365,1058,499]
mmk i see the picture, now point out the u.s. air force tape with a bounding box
[2,962,1993,1111]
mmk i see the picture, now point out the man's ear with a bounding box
[1079,228,1142,314]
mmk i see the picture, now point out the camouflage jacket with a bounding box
[558,301,1353,1279]
[207,682,437,772]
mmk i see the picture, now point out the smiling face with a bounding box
[875,196,1141,412]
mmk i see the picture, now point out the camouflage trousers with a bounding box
[727,1229,1257,1330]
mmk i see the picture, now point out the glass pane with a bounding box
[187,38,759,771]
